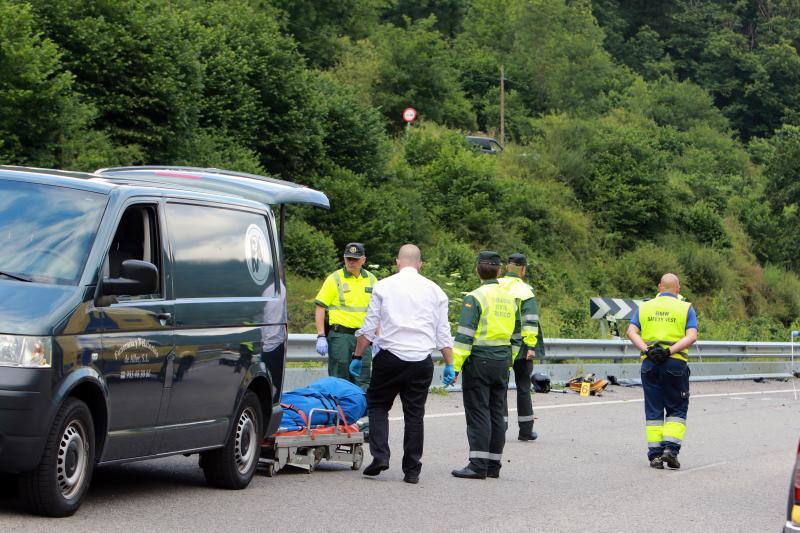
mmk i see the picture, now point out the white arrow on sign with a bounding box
[611,298,632,320]
[590,297,611,319]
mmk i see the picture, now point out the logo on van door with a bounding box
[245,224,270,285]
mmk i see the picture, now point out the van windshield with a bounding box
[0,180,107,285]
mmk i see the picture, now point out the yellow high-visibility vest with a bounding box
[638,295,692,362]
[314,268,376,329]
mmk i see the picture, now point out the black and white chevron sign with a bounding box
[589,297,643,320]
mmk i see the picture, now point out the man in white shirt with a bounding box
[353,244,454,484]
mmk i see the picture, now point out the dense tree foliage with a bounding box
[0,1,97,167]
[4,0,800,338]
[594,0,800,140]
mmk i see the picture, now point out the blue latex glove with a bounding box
[349,357,363,379]
[315,336,328,355]
[442,364,456,386]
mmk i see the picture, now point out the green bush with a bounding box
[423,234,476,279]
[761,266,800,326]
[283,218,337,278]
[610,244,682,298]
[544,295,597,339]
[285,273,326,333]
[684,202,732,248]
[678,246,731,295]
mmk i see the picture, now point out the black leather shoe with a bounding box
[518,431,538,441]
[486,469,500,479]
[403,475,419,484]
[363,460,389,476]
[661,450,680,469]
[649,456,664,469]
[451,466,486,479]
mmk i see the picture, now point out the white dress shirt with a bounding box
[357,267,453,361]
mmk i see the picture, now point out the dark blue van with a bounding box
[0,166,328,516]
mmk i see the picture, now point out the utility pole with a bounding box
[499,64,505,147]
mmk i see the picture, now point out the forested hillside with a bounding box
[3,0,800,338]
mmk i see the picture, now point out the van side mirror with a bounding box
[102,260,158,296]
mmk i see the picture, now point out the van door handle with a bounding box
[157,312,172,325]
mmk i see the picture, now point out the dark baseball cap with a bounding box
[477,250,502,265]
[508,253,527,266]
[343,242,365,258]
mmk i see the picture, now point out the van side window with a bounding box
[166,203,277,299]
[105,204,162,299]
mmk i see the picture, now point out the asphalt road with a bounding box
[1,380,797,532]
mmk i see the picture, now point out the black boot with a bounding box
[518,431,538,441]
[363,460,389,476]
[649,456,664,469]
[451,465,486,479]
[661,450,680,469]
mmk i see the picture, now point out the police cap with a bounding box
[477,250,502,265]
[508,253,527,266]
[343,242,365,258]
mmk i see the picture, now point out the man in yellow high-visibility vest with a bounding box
[498,253,540,441]
[626,273,698,469]
[314,243,376,390]
[450,251,519,480]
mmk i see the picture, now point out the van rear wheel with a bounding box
[19,398,95,517]
[200,391,262,489]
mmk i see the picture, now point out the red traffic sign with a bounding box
[402,107,417,123]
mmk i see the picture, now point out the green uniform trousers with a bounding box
[327,330,372,391]
[512,355,534,436]
[462,357,510,474]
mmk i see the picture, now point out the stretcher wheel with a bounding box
[264,463,275,477]
[313,447,325,467]
[352,446,364,470]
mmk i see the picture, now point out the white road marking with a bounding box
[677,460,730,474]
[388,388,797,421]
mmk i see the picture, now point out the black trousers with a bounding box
[512,356,534,436]
[462,357,509,473]
[366,349,434,476]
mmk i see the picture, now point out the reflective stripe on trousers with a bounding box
[646,420,663,448]
[469,451,502,461]
[663,416,686,444]
[645,417,687,446]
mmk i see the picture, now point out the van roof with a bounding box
[0,165,329,209]
[96,166,329,208]
[0,166,115,194]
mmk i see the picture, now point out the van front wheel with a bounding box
[19,398,95,517]
[200,391,262,489]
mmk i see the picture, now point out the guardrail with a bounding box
[283,334,799,389]
[287,334,799,362]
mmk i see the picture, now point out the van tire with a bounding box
[200,391,262,489]
[19,398,95,517]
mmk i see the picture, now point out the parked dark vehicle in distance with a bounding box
[0,166,328,517]
[465,135,503,154]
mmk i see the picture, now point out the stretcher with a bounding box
[259,404,365,476]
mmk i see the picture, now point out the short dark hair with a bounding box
[506,262,524,274]
[477,263,500,280]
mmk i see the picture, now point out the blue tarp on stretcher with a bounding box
[279,377,367,431]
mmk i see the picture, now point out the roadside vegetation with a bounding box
[4,0,800,339]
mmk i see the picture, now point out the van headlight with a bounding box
[0,335,52,368]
